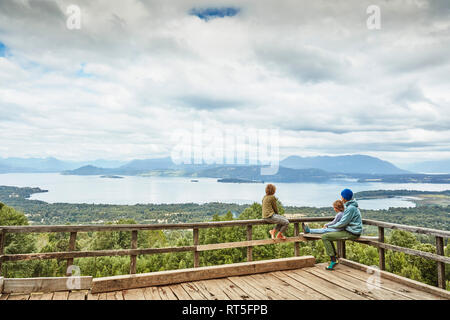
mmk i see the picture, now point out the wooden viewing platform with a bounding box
[0,217,449,300]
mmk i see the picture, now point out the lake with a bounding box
[1,173,450,210]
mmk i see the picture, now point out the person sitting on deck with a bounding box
[262,184,289,240]
[321,188,362,271]
[303,200,345,234]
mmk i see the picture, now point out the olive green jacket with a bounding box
[262,195,278,218]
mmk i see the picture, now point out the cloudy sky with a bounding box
[0,0,449,166]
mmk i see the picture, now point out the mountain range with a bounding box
[0,154,411,175]
[3,154,450,183]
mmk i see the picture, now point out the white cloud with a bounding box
[0,0,449,165]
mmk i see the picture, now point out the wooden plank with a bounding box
[105,291,123,300]
[196,236,307,252]
[143,287,161,300]
[1,246,195,262]
[91,256,316,293]
[378,227,385,270]
[2,276,92,293]
[0,217,334,234]
[28,292,54,300]
[157,286,178,300]
[68,290,87,300]
[349,240,450,264]
[305,266,412,300]
[123,288,146,300]
[0,293,9,300]
[87,293,99,300]
[7,293,29,300]
[230,274,285,300]
[227,276,270,300]
[249,273,310,300]
[41,292,54,300]
[130,230,138,274]
[287,268,369,300]
[29,293,44,300]
[0,230,4,276]
[180,282,208,300]
[436,236,446,289]
[339,259,450,300]
[52,291,69,300]
[192,280,231,300]
[168,284,192,300]
[294,223,300,256]
[208,278,251,300]
[247,225,253,262]
[66,232,77,276]
[193,228,199,268]
[270,271,331,300]
[362,219,450,238]
[337,240,346,259]
[332,264,443,300]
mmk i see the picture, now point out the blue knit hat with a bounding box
[341,188,353,201]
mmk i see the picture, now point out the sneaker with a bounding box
[303,223,310,234]
[325,261,337,270]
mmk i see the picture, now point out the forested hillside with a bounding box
[0,201,448,290]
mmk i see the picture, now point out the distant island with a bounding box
[217,178,264,184]
[357,174,450,184]
[100,175,124,179]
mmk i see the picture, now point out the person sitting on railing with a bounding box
[321,188,363,271]
[262,184,289,240]
[303,200,345,234]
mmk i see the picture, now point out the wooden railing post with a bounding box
[378,227,385,271]
[66,232,77,276]
[0,230,5,276]
[294,223,300,256]
[337,240,346,259]
[247,225,253,262]
[193,228,199,268]
[436,236,445,289]
[129,230,138,274]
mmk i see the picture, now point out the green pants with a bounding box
[321,231,360,257]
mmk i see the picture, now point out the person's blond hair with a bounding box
[265,184,276,195]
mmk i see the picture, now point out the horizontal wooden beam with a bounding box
[0,246,196,262]
[91,256,316,293]
[339,258,450,300]
[352,239,450,264]
[2,276,92,294]
[196,236,310,251]
[362,219,450,238]
[0,217,334,234]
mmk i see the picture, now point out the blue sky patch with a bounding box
[76,63,93,78]
[189,7,240,21]
[0,41,8,57]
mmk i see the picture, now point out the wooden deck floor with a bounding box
[1,263,446,300]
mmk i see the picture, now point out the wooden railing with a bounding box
[0,218,449,289]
